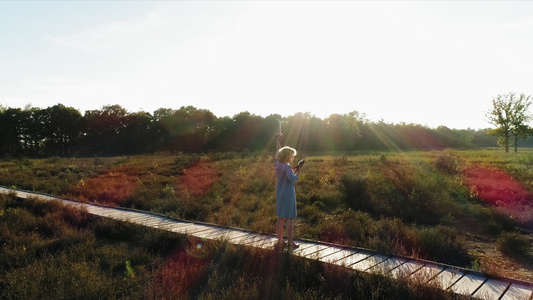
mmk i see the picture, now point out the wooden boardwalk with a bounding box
[1,186,532,300]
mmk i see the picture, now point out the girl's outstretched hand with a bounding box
[276,133,283,148]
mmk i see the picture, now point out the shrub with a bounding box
[146,250,209,300]
[340,175,370,211]
[301,192,341,213]
[366,218,417,255]
[416,226,470,266]
[435,150,461,174]
[468,204,516,236]
[317,218,349,244]
[497,231,532,258]
[173,153,200,174]
[299,204,323,226]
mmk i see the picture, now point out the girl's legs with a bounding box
[286,218,294,244]
[276,218,285,243]
[286,218,299,249]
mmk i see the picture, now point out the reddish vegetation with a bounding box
[177,162,219,197]
[147,248,210,299]
[66,170,140,206]
[463,165,532,206]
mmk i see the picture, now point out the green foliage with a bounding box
[3,149,533,285]
[1,103,500,157]
[485,92,533,153]
[497,231,532,258]
[0,195,458,300]
[0,195,190,299]
[182,243,454,300]
[434,149,462,174]
[173,153,200,173]
[340,174,371,211]
[415,226,470,266]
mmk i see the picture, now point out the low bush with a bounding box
[497,231,532,258]
[416,226,470,266]
[340,175,371,211]
[173,153,200,174]
[434,150,462,174]
[2,150,533,283]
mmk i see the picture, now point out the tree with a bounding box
[324,112,362,151]
[42,104,83,155]
[109,111,153,154]
[156,106,217,152]
[486,93,533,152]
[509,94,533,152]
[83,105,128,154]
[0,108,25,155]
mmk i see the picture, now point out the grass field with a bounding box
[1,149,532,296]
[1,193,459,299]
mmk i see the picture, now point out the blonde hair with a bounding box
[277,146,297,163]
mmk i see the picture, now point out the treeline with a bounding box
[0,103,507,157]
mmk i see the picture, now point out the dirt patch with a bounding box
[177,162,220,197]
[469,236,533,283]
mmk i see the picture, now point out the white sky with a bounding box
[1,1,533,129]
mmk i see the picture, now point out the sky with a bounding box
[1,1,533,130]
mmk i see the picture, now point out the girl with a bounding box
[275,133,299,250]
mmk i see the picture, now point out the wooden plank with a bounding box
[126,215,157,222]
[390,260,425,279]
[367,257,407,275]
[321,249,359,264]
[12,190,37,199]
[410,264,444,284]
[313,246,345,260]
[232,233,268,245]
[248,236,278,249]
[139,219,179,229]
[290,242,321,253]
[84,206,109,214]
[207,228,237,240]
[136,217,170,225]
[333,250,373,268]
[428,268,464,290]
[449,272,486,296]
[261,240,318,252]
[119,211,146,218]
[472,279,510,300]
[167,221,193,227]
[260,239,280,249]
[96,210,128,217]
[218,230,251,241]
[183,225,222,235]
[350,254,389,272]
[120,212,150,220]
[152,220,184,230]
[500,282,533,300]
[167,223,202,234]
[133,217,174,226]
[292,243,331,258]
[192,228,230,240]
[241,234,272,246]
[225,232,256,244]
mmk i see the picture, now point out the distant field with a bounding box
[1,148,532,282]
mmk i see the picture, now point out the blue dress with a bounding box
[275,159,299,218]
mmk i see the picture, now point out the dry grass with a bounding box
[1,149,533,282]
[1,194,459,299]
